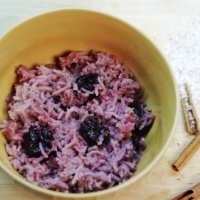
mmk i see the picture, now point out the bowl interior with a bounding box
[0,9,178,199]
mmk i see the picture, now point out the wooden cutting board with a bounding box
[1,0,200,199]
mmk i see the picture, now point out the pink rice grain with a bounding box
[0,50,155,193]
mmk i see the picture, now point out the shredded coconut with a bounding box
[153,11,200,123]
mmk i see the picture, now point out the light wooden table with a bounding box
[1,0,200,199]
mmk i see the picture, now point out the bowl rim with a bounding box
[0,8,180,198]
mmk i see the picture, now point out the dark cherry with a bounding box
[26,145,42,157]
[52,96,60,104]
[129,102,142,117]
[131,133,140,151]
[23,126,41,157]
[27,126,40,143]
[23,126,54,158]
[60,104,68,111]
[79,116,110,146]
[40,126,53,148]
[131,133,147,151]
[129,101,143,131]
[76,73,99,91]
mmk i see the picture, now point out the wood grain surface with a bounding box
[1,0,200,199]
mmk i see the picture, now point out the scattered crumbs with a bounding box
[179,86,187,99]
[152,10,200,124]
[177,173,185,181]
[165,16,200,123]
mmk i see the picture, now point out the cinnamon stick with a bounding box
[172,182,200,200]
[180,83,199,134]
[172,83,200,171]
[172,131,200,171]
